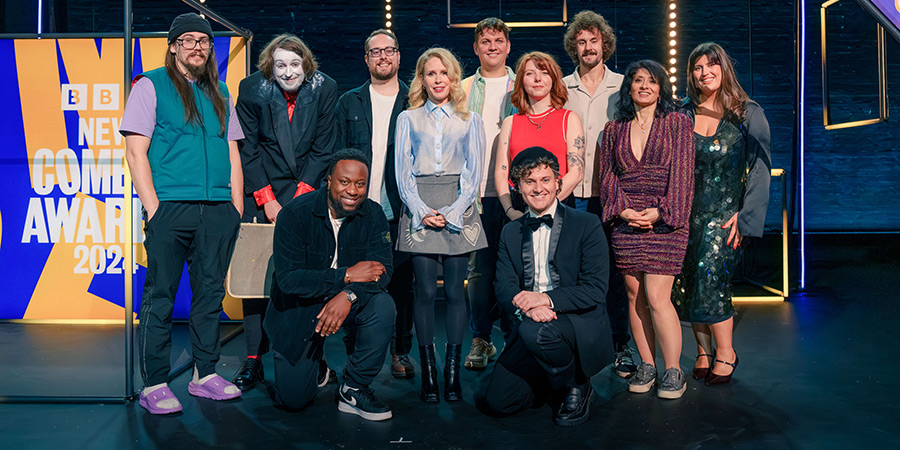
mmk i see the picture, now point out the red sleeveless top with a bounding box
[508,108,571,176]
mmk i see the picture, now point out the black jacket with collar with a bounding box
[236,70,338,210]
[334,80,409,221]
[494,202,613,377]
[264,188,393,365]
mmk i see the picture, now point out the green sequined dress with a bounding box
[673,119,745,323]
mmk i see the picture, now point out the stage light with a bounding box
[386,13,392,19]
[386,20,392,28]
[386,5,391,10]
[666,2,678,94]
[385,1,392,28]
[200,14,206,19]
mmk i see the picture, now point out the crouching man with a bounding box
[477,147,613,426]
[264,148,395,421]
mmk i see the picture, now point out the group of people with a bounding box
[121,10,771,427]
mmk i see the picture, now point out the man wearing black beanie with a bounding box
[476,146,613,426]
[121,12,245,415]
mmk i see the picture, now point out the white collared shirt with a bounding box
[563,65,625,198]
[529,200,559,293]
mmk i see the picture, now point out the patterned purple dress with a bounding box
[598,111,695,275]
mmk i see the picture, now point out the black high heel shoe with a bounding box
[692,353,714,380]
[705,353,739,386]
[419,345,440,403]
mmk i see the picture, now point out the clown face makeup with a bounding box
[272,47,305,92]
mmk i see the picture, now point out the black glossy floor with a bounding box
[1,234,898,449]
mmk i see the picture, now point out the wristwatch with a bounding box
[343,289,358,305]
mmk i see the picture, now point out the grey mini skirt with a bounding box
[396,175,488,255]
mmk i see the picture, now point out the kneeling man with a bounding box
[264,148,395,421]
[477,147,613,426]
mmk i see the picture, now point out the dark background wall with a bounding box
[2,0,898,231]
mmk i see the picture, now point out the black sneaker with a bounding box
[317,360,337,388]
[336,383,392,421]
[614,346,637,378]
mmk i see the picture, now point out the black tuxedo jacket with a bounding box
[494,203,613,377]
[236,70,338,215]
[334,80,409,221]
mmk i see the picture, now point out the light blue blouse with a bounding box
[395,100,485,231]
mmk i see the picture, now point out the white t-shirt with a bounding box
[480,76,510,198]
[369,86,397,205]
[329,214,345,269]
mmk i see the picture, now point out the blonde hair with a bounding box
[408,48,469,120]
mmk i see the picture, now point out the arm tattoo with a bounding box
[568,135,586,170]
[501,165,507,170]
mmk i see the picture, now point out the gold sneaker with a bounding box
[464,337,497,370]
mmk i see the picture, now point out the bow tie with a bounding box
[525,215,553,232]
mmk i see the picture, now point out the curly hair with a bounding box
[686,42,750,121]
[563,10,616,65]
[510,52,568,112]
[510,156,561,192]
[257,33,318,81]
[408,47,469,120]
[614,60,678,121]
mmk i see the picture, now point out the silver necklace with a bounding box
[635,114,653,134]
[526,108,555,130]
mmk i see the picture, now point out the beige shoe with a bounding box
[464,337,497,370]
[391,353,415,379]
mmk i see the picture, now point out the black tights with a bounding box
[412,254,469,346]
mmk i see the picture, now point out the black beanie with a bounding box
[168,13,214,44]
[509,146,559,180]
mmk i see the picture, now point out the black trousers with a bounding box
[579,197,630,350]
[271,292,395,411]
[139,201,240,386]
[243,222,415,357]
[477,315,582,417]
[467,197,513,341]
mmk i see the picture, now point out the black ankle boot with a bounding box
[419,344,439,403]
[444,344,462,401]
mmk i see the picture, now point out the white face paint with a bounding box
[272,48,305,92]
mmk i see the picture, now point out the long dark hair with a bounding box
[614,59,677,121]
[164,46,228,136]
[686,42,749,121]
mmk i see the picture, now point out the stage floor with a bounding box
[1,234,898,448]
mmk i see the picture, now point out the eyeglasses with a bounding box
[176,38,212,50]
[367,46,398,58]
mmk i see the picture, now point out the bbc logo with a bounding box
[61,84,120,111]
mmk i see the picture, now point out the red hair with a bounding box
[511,51,568,113]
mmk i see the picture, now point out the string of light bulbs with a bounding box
[668,2,677,98]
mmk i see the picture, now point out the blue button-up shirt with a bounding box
[395,100,485,231]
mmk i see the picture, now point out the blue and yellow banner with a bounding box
[0,36,247,320]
